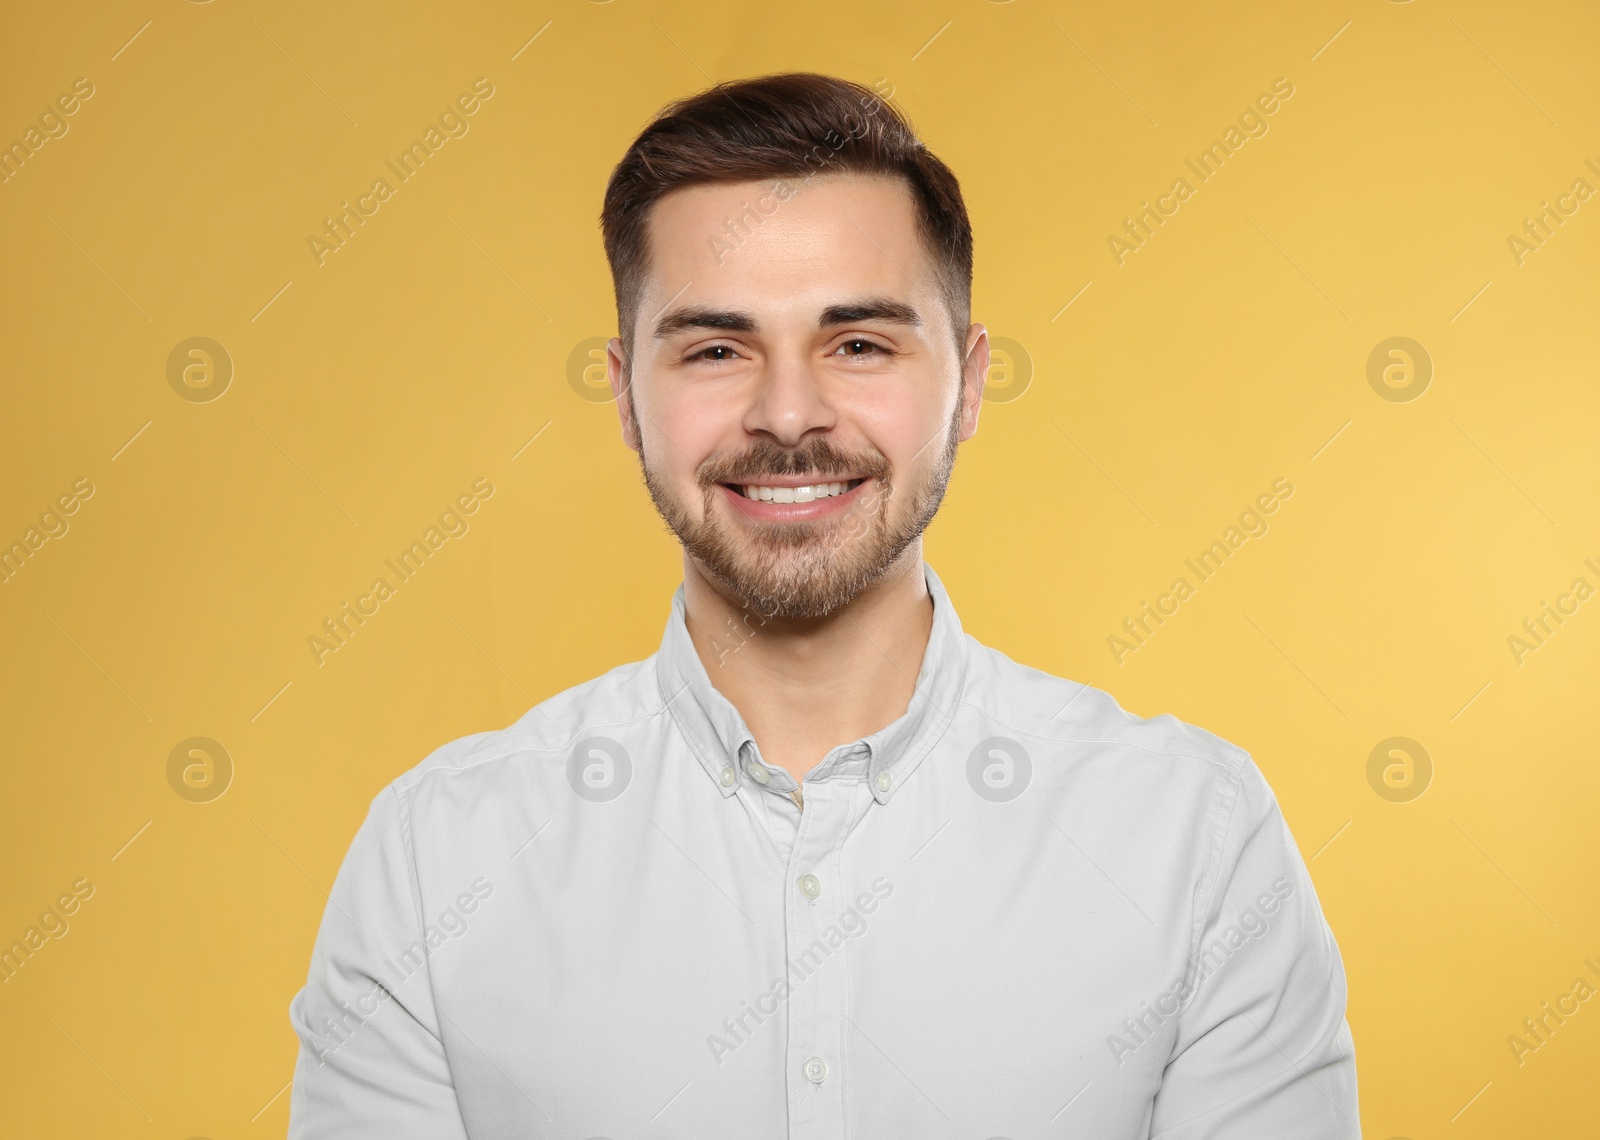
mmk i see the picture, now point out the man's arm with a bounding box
[1150,755,1360,1138]
[286,784,468,1139]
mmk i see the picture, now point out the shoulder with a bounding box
[954,635,1280,847]
[383,653,665,812]
[960,634,1252,778]
[952,636,1297,949]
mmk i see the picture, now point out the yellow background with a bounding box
[2,0,1597,1135]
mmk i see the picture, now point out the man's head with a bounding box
[599,73,987,619]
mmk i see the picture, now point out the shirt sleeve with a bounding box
[286,784,468,1140]
[1148,754,1360,1138]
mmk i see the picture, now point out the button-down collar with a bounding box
[655,561,968,805]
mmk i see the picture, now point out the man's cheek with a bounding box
[664,403,740,482]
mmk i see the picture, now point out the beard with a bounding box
[637,401,963,620]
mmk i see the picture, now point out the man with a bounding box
[288,72,1359,1138]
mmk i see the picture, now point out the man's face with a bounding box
[607,172,987,619]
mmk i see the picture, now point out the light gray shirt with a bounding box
[287,562,1358,1138]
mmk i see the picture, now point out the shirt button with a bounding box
[746,758,771,784]
[803,1056,828,1084]
[719,766,736,787]
[798,873,821,899]
[875,771,890,792]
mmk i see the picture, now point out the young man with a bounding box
[288,73,1359,1138]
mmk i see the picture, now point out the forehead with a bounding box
[638,172,940,328]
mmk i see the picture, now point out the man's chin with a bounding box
[647,464,935,620]
[697,547,867,622]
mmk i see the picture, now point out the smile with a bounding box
[733,478,865,503]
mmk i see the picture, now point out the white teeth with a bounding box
[740,479,860,502]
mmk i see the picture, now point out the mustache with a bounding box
[698,437,890,485]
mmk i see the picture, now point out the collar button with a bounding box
[719,766,736,787]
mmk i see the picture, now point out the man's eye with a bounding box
[687,345,739,363]
[834,338,893,358]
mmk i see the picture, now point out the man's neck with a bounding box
[682,545,935,789]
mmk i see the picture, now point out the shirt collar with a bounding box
[655,561,968,805]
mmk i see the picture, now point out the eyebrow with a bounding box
[651,296,922,341]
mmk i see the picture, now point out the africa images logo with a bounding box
[967,737,1032,801]
[566,737,632,802]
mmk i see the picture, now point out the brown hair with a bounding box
[599,72,974,366]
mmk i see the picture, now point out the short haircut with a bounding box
[599,72,974,365]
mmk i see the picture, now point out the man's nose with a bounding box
[741,355,837,447]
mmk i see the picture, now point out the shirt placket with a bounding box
[783,770,856,1140]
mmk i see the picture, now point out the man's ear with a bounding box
[958,322,988,442]
[608,336,641,452]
